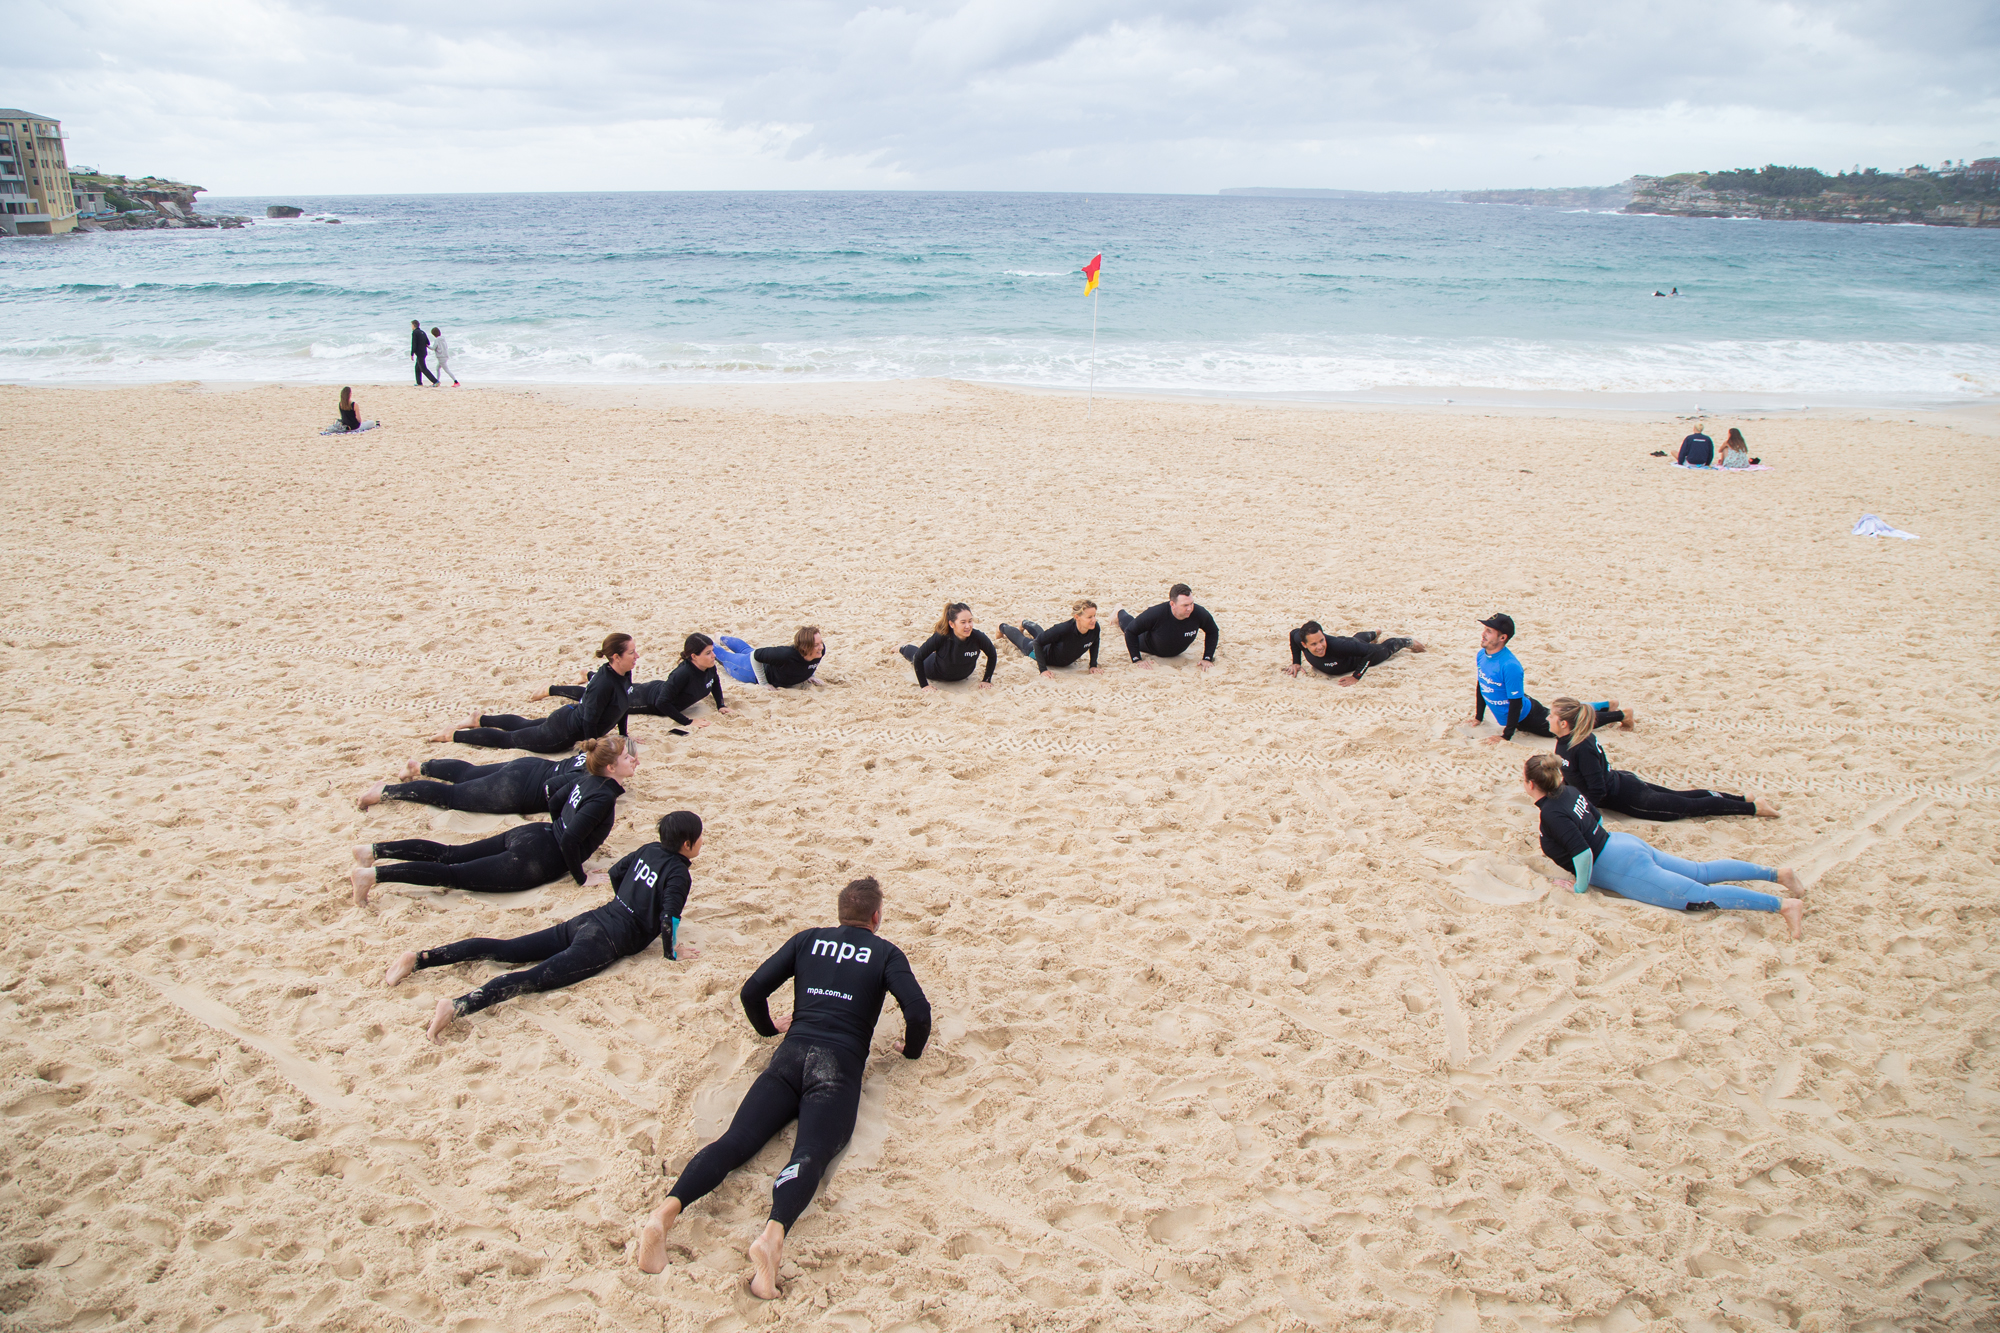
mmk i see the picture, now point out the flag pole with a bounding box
[1088,287,1098,416]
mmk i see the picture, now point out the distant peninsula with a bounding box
[1224,160,2000,228]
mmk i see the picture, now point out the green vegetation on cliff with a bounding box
[1700,164,1996,209]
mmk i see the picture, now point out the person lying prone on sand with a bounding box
[1284,620,1425,685]
[712,626,827,688]
[1551,697,1776,821]
[439,632,635,752]
[389,812,702,1042]
[1462,613,1631,744]
[357,751,587,815]
[538,634,734,728]
[998,600,1103,678]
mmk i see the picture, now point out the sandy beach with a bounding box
[1,378,1995,1331]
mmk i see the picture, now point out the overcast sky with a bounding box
[12,0,1998,195]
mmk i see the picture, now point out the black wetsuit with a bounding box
[372,774,622,892]
[1556,733,1756,821]
[454,663,631,752]
[753,646,820,688]
[555,660,722,725]
[416,843,693,1017]
[412,327,438,386]
[379,753,586,816]
[1119,602,1218,663]
[1536,783,1609,880]
[1000,618,1100,671]
[900,629,997,686]
[667,926,931,1230]
[1289,627,1413,681]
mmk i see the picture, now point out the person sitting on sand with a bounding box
[1285,620,1425,685]
[350,735,633,904]
[388,811,702,1042]
[338,387,361,431]
[538,634,734,729]
[1551,697,1773,820]
[1461,613,1630,744]
[1524,753,1805,937]
[635,875,930,1299]
[900,602,997,689]
[439,633,635,752]
[1676,426,1715,467]
[1718,428,1750,469]
[998,600,1103,678]
[357,752,586,816]
[1117,584,1219,670]
[712,626,826,688]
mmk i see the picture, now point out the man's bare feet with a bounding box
[1775,866,1806,895]
[429,728,454,744]
[350,865,375,906]
[352,843,375,867]
[357,782,385,811]
[404,759,420,780]
[1748,790,1781,817]
[747,1221,785,1300]
[635,1199,684,1273]
[525,686,550,702]
[1408,640,1427,652]
[1779,898,1805,939]
[427,997,456,1042]
[384,950,418,987]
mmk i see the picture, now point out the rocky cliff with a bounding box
[1627,171,2000,228]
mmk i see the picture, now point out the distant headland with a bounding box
[1224,159,2000,228]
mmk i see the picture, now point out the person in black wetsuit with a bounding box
[1116,584,1218,669]
[1550,698,1776,821]
[387,810,704,1042]
[1284,620,1426,685]
[998,600,1103,679]
[1462,614,1631,744]
[899,602,996,689]
[356,751,588,815]
[411,320,439,387]
[542,633,734,729]
[714,626,827,688]
[635,875,930,1299]
[350,734,634,905]
[438,632,635,752]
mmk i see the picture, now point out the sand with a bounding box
[1,379,1995,1332]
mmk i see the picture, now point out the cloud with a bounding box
[8,0,1996,193]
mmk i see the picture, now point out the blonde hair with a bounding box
[581,734,629,776]
[1550,697,1596,746]
[1524,753,1565,795]
[1072,599,1098,616]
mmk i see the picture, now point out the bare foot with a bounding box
[403,759,421,780]
[352,843,375,867]
[525,686,550,702]
[1779,898,1805,939]
[350,865,375,907]
[428,728,454,744]
[1748,790,1781,817]
[1618,705,1637,730]
[747,1221,785,1300]
[384,951,418,986]
[1408,640,1428,652]
[427,997,456,1042]
[636,1199,683,1273]
[356,782,385,811]
[1775,866,1806,895]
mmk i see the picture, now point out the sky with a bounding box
[11,0,1999,195]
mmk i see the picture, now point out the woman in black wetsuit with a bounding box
[387,810,705,1042]
[539,633,735,729]
[714,626,826,688]
[1550,697,1776,821]
[355,751,588,816]
[438,632,636,752]
[998,600,1103,679]
[899,602,997,690]
[350,734,635,905]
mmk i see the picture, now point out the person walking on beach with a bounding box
[1285,620,1425,685]
[411,320,439,387]
[431,326,460,386]
[634,876,930,1299]
[1461,613,1630,744]
[1117,584,1219,670]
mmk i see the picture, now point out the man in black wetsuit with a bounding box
[635,876,930,1300]
[1284,621,1425,686]
[1677,426,1714,466]
[410,319,439,387]
[1116,584,1219,670]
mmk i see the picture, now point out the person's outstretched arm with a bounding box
[1084,623,1100,668]
[659,858,692,959]
[558,786,618,885]
[978,633,997,683]
[1501,698,1523,741]
[1197,608,1219,662]
[884,950,932,1058]
[707,670,726,713]
[1472,678,1487,724]
[911,633,946,688]
[1124,604,1163,661]
[740,935,801,1035]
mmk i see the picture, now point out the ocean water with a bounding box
[3,191,1996,405]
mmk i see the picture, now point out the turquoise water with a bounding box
[3,191,1996,403]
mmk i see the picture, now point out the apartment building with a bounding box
[0,109,78,236]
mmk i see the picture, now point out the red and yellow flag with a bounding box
[1081,253,1102,295]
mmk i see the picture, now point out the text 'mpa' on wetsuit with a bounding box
[1535,783,1609,885]
[902,630,997,687]
[1556,733,1757,821]
[666,926,931,1232]
[456,663,631,752]
[371,772,622,893]
[1121,601,1218,662]
[560,661,724,725]
[754,645,820,688]
[1289,627,1412,681]
[380,752,586,816]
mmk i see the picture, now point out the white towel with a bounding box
[1852,514,1919,540]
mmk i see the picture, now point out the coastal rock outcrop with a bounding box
[1627,170,2000,227]
[267,205,304,218]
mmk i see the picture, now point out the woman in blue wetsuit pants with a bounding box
[1523,753,1806,939]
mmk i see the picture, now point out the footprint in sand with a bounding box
[1449,857,1548,906]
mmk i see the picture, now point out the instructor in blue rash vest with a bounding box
[1461,613,1631,744]
[1116,584,1219,669]
[635,876,931,1300]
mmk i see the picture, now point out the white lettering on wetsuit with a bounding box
[630,860,658,891]
[805,986,855,1001]
[810,938,872,964]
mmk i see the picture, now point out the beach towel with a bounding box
[321,420,381,436]
[1673,461,1771,472]
[1852,514,1919,540]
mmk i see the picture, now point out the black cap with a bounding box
[1479,613,1515,638]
